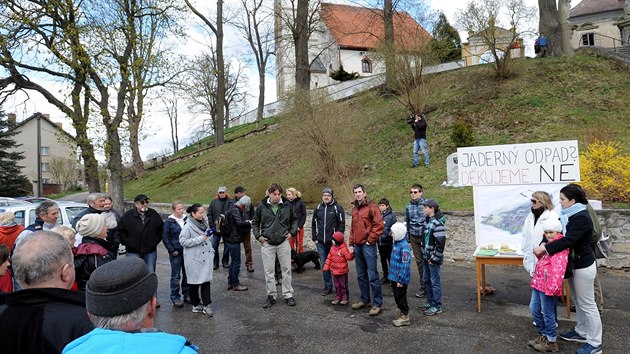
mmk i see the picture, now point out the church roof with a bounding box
[570,0,624,18]
[320,3,431,50]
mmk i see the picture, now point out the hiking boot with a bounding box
[321,287,332,296]
[173,300,184,308]
[262,296,276,309]
[419,303,431,311]
[575,343,602,354]
[528,335,546,347]
[368,306,382,316]
[532,339,558,352]
[559,329,587,343]
[227,284,233,290]
[203,305,213,317]
[247,265,254,273]
[424,306,441,316]
[351,301,370,310]
[232,284,248,291]
[284,297,296,306]
[415,290,426,298]
[392,313,410,327]
[192,305,204,313]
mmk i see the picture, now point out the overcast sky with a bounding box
[5,0,543,161]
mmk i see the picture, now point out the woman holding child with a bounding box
[522,191,559,277]
[533,184,602,354]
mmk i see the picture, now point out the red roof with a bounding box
[570,0,624,18]
[320,3,431,50]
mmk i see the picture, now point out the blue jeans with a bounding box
[413,138,429,166]
[530,289,558,342]
[316,242,333,289]
[354,243,382,307]
[127,251,157,273]
[423,261,441,307]
[168,253,190,303]
[225,242,242,285]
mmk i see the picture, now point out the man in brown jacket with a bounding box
[349,184,384,316]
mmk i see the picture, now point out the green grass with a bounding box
[126,54,630,210]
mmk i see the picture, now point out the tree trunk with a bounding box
[106,126,125,211]
[294,0,310,90]
[127,90,144,178]
[215,0,226,146]
[558,0,574,56]
[383,0,395,89]
[538,0,562,56]
[256,71,265,126]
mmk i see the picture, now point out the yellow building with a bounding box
[461,26,525,67]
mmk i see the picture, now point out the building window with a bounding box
[361,58,372,73]
[41,162,49,172]
[40,146,49,155]
[42,178,50,184]
[581,33,594,46]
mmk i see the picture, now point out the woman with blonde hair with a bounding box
[286,187,306,254]
[522,191,559,276]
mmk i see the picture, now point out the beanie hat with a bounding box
[86,257,158,317]
[322,188,334,197]
[236,195,252,207]
[76,214,106,238]
[332,231,344,244]
[541,218,563,233]
[0,211,15,225]
[391,222,407,242]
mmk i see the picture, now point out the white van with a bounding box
[0,201,88,227]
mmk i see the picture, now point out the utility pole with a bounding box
[36,112,43,197]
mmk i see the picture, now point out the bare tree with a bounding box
[231,0,275,124]
[161,93,180,153]
[184,0,227,146]
[185,52,248,142]
[456,0,536,78]
[48,157,81,192]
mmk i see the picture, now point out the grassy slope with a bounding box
[126,54,630,211]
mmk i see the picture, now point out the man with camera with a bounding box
[409,113,429,168]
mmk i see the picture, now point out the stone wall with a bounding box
[128,202,630,268]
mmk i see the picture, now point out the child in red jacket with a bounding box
[528,218,569,353]
[323,231,354,305]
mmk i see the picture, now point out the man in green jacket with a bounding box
[252,183,298,308]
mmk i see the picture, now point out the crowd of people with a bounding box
[0,182,606,354]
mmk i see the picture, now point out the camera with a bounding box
[406,114,416,124]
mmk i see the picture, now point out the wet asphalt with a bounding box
[148,243,630,354]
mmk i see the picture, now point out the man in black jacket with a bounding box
[0,231,93,353]
[311,187,345,295]
[252,183,298,308]
[234,185,255,272]
[207,186,234,269]
[118,194,163,291]
[410,113,429,168]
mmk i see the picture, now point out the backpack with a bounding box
[214,214,233,235]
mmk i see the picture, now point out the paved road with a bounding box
[147,242,629,354]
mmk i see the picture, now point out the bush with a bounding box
[579,140,630,203]
[329,65,359,81]
[450,120,475,147]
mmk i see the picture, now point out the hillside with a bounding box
[126,54,630,211]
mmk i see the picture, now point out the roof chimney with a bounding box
[43,113,50,119]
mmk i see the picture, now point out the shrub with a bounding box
[579,140,630,203]
[450,120,475,147]
[329,65,359,81]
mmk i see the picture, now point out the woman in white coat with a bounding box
[522,191,559,276]
[179,203,214,317]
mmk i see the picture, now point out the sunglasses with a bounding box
[530,199,538,204]
[138,200,149,204]
[410,191,421,194]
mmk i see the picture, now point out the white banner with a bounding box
[458,140,580,186]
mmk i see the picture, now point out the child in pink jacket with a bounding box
[323,231,354,305]
[528,218,569,353]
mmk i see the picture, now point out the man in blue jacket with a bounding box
[63,257,198,353]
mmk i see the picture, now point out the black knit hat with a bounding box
[86,257,158,316]
[322,188,333,197]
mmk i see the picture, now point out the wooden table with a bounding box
[475,255,571,318]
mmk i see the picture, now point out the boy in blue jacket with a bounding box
[388,222,412,327]
[420,199,446,316]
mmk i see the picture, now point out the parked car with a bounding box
[0,201,88,227]
[15,196,56,204]
[0,197,32,208]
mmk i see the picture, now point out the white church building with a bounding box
[274,2,431,98]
